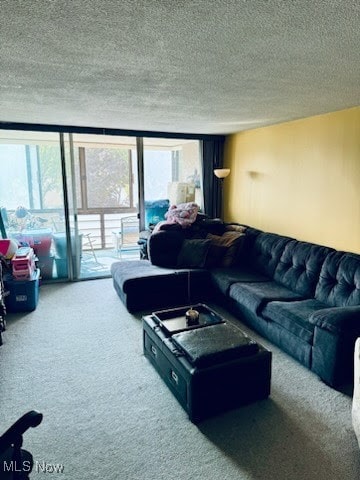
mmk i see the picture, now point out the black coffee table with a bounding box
[143,305,272,423]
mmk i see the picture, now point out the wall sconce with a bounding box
[214,168,231,179]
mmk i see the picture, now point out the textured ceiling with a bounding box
[1,0,359,135]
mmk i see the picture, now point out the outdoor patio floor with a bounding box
[80,246,141,279]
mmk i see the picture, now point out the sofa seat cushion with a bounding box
[261,299,329,343]
[111,260,211,312]
[111,260,180,293]
[229,281,304,314]
[210,267,270,296]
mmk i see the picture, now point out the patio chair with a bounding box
[52,217,98,264]
[0,410,43,479]
[113,215,139,258]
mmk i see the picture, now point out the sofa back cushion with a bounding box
[148,230,185,268]
[205,231,245,268]
[274,240,334,297]
[241,232,292,278]
[315,252,360,307]
[177,239,211,268]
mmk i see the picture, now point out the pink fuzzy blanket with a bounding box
[153,202,199,232]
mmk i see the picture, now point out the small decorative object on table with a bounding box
[185,307,200,326]
[153,303,224,334]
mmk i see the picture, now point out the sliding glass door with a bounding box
[0,129,203,282]
[64,134,139,279]
[0,130,67,281]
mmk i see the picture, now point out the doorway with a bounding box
[64,134,140,279]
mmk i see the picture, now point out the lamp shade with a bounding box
[214,168,230,179]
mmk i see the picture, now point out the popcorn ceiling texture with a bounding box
[0,0,359,134]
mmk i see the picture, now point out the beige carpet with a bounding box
[1,278,359,479]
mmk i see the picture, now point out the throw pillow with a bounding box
[204,243,228,268]
[225,224,247,233]
[177,239,211,268]
[206,231,245,268]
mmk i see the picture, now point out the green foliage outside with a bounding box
[38,146,132,209]
[38,145,63,208]
[85,148,131,208]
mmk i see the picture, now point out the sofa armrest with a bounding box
[353,338,360,400]
[352,338,360,448]
[309,306,360,335]
[309,307,360,387]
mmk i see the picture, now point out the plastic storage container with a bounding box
[54,255,81,278]
[11,247,36,280]
[37,255,54,279]
[55,257,67,278]
[17,229,53,256]
[4,269,40,312]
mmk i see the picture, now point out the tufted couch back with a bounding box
[274,240,334,297]
[315,251,360,307]
[241,229,360,306]
[244,232,292,278]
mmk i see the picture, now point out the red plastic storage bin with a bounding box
[20,229,53,256]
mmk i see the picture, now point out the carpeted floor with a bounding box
[1,278,359,479]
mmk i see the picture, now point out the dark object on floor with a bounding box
[0,410,43,479]
[143,314,271,422]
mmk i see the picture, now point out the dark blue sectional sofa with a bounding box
[111,224,360,388]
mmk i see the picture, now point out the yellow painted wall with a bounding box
[224,107,360,253]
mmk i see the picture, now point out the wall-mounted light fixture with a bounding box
[214,168,231,179]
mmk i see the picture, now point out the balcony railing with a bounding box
[2,208,139,252]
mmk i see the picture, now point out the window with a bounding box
[143,138,202,210]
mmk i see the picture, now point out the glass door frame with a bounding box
[136,137,145,231]
[59,132,77,280]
